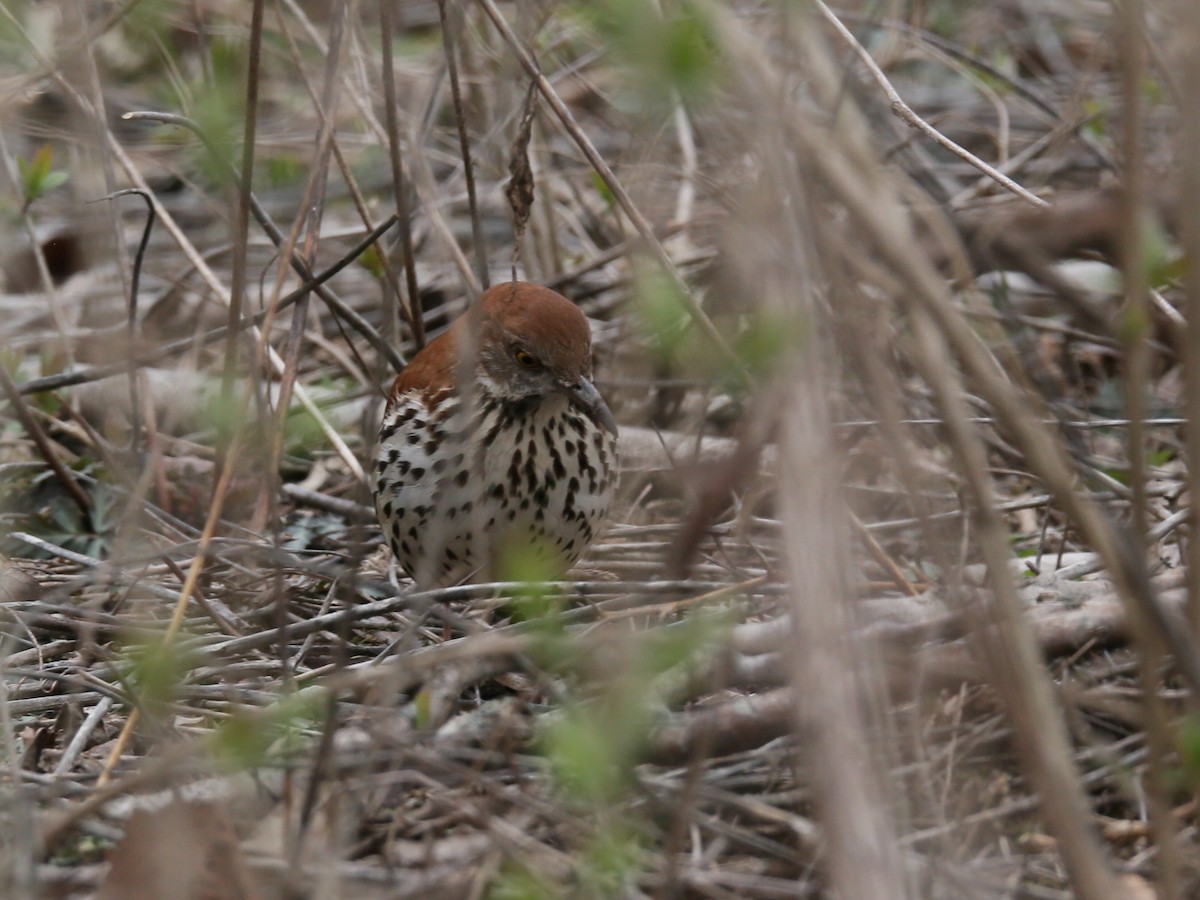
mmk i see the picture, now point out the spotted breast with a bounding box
[372,281,619,588]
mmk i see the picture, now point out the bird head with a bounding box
[476,282,618,435]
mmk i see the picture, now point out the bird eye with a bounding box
[514,349,539,368]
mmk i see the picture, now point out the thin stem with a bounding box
[474,0,746,383]
[0,363,91,521]
[439,0,489,290]
[815,0,1048,209]
[379,0,425,349]
[16,215,399,399]
[121,110,406,374]
[92,188,155,456]
[223,0,266,403]
[1118,1,1181,894]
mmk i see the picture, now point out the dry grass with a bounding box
[1,1,1198,897]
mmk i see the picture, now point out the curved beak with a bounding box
[561,377,618,435]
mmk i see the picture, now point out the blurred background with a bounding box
[1,1,1199,897]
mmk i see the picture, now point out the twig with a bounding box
[1117,1,1182,893]
[90,189,155,455]
[850,512,920,596]
[378,0,425,349]
[260,0,348,551]
[910,305,1125,899]
[53,697,114,776]
[16,215,399,398]
[1182,0,1200,642]
[473,0,747,383]
[224,0,266,404]
[757,5,1200,710]
[0,365,91,521]
[122,110,406,374]
[405,116,484,296]
[98,429,245,785]
[438,0,489,291]
[815,1,1048,209]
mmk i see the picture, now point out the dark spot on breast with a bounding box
[484,416,506,445]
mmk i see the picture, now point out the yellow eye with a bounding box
[514,349,539,368]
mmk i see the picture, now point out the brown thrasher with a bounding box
[372,281,619,587]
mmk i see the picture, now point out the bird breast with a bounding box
[373,388,618,587]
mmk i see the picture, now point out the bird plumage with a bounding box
[372,282,618,588]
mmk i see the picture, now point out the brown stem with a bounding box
[0,364,91,522]
[379,0,425,350]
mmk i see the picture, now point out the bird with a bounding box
[372,281,619,588]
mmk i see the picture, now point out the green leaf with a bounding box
[357,243,386,280]
[413,687,431,730]
[581,822,645,893]
[187,39,248,187]
[1081,96,1108,139]
[210,691,325,770]
[17,145,69,209]
[589,171,616,209]
[544,706,627,803]
[39,171,69,193]
[580,0,722,108]
[1177,715,1200,788]
[120,637,198,719]
[489,864,559,900]
[633,265,691,365]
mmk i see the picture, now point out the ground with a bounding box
[0,1,1197,898]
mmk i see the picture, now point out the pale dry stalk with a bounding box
[720,30,911,900]
[702,3,1132,895]
[1175,1,1200,642]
